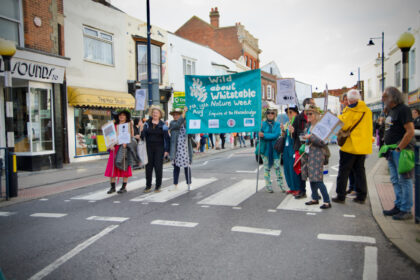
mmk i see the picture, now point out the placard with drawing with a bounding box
[312,111,343,142]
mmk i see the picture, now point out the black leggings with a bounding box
[146,143,164,188]
[173,165,191,185]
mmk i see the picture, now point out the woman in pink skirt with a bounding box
[105,109,133,194]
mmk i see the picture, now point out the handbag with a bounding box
[137,139,148,166]
[398,149,415,174]
[337,112,365,147]
[274,136,285,154]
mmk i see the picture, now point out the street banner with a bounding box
[185,69,261,134]
[173,91,186,109]
[276,78,297,105]
[135,89,147,111]
[323,84,329,112]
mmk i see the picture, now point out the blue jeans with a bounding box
[310,181,330,203]
[387,150,413,212]
[238,136,245,146]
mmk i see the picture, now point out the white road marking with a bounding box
[198,179,265,207]
[28,225,118,280]
[201,205,210,208]
[64,200,70,202]
[113,201,120,204]
[317,234,376,244]
[344,214,356,218]
[130,177,217,203]
[0,211,15,217]
[30,213,67,218]
[363,246,378,280]
[236,166,263,173]
[306,212,317,216]
[70,178,169,201]
[267,209,277,213]
[151,220,198,228]
[142,202,149,205]
[86,216,129,222]
[227,153,234,159]
[39,198,48,201]
[171,203,180,206]
[232,207,242,210]
[276,182,334,212]
[231,226,281,236]
[88,200,96,203]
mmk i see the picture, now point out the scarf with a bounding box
[266,120,275,168]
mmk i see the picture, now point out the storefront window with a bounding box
[74,108,111,156]
[13,83,54,154]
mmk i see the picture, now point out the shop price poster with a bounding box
[185,69,261,133]
[118,123,131,144]
[102,122,117,148]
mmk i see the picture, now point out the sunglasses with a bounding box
[306,112,314,116]
[266,112,275,115]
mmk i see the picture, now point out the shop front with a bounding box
[0,49,68,171]
[367,101,384,120]
[67,86,135,161]
[408,89,420,109]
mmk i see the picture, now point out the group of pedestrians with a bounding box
[105,106,192,194]
[103,87,415,220]
[258,98,332,209]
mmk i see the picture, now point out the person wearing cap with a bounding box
[140,105,170,193]
[169,107,192,190]
[301,104,331,209]
[282,105,301,195]
[105,109,134,194]
[258,107,285,193]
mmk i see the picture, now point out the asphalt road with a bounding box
[0,145,419,280]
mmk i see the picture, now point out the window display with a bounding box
[75,108,112,156]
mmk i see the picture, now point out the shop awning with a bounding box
[67,86,135,109]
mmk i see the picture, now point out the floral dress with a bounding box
[174,126,189,168]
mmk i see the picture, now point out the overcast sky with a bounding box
[112,0,420,91]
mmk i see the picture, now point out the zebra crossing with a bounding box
[64,174,338,212]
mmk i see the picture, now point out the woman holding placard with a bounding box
[300,104,331,209]
[105,109,134,194]
[140,106,170,193]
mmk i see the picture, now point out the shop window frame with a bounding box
[82,25,115,66]
[0,0,24,46]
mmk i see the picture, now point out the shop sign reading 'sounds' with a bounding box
[0,57,65,84]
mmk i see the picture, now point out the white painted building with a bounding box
[361,24,419,118]
[64,0,134,162]
[167,32,242,117]
[314,96,341,115]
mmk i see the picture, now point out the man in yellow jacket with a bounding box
[332,89,373,203]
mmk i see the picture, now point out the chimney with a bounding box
[210,7,220,28]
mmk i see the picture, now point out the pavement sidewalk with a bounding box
[0,145,244,207]
[367,158,420,265]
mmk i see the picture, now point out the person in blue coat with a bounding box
[282,105,301,195]
[258,107,285,193]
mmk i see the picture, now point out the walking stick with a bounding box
[255,134,261,193]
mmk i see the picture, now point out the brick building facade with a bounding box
[261,71,277,103]
[175,7,261,69]
[0,0,69,170]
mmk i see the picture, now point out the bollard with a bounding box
[8,153,18,197]
[416,146,419,223]
[0,158,2,198]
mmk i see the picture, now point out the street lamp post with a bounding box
[0,38,18,198]
[396,31,415,103]
[368,32,385,107]
[146,0,153,106]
